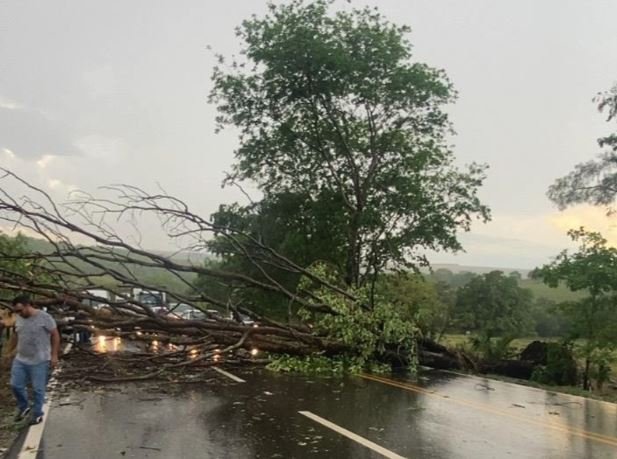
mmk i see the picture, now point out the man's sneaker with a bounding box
[29,415,43,425]
[13,407,31,422]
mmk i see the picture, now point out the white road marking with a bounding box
[299,411,407,459]
[213,367,246,383]
[18,399,52,458]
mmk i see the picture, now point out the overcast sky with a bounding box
[1,0,617,269]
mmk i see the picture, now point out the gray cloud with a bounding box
[0,106,79,159]
[1,0,616,267]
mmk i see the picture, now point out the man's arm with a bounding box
[50,327,60,368]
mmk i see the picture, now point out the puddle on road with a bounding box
[92,335,122,353]
[91,335,152,353]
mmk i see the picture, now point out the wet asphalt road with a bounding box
[13,368,617,458]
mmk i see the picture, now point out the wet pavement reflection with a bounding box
[31,368,617,458]
[92,335,123,353]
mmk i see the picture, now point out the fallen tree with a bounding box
[4,169,571,384]
[0,168,460,377]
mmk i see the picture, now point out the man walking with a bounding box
[8,295,60,425]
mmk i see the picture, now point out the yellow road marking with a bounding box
[360,373,617,448]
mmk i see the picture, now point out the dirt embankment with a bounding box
[0,363,18,457]
[1,314,19,456]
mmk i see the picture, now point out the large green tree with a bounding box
[210,0,489,292]
[455,271,533,354]
[548,83,617,210]
[533,228,617,390]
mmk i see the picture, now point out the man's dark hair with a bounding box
[12,294,32,307]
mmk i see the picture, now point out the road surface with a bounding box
[7,368,617,458]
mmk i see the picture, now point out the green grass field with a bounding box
[519,278,585,303]
[440,334,557,353]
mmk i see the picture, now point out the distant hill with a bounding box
[19,235,206,292]
[424,263,582,303]
[426,263,531,277]
[17,235,583,303]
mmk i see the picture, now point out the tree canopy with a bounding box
[455,270,532,341]
[210,0,489,290]
[548,83,617,211]
[533,228,617,389]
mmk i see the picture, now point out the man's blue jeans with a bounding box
[10,359,50,418]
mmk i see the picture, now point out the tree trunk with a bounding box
[583,357,591,391]
[345,218,361,288]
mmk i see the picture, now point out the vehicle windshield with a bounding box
[138,293,163,306]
